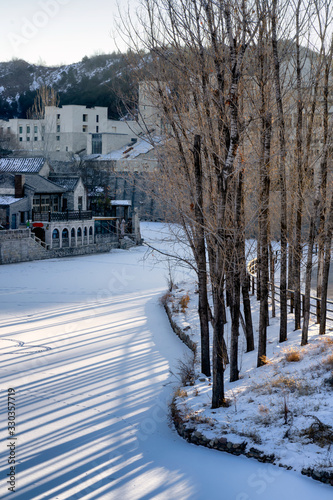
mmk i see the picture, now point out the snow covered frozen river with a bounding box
[0,223,331,499]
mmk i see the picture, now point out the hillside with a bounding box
[0,53,139,120]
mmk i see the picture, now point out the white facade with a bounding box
[0,105,141,158]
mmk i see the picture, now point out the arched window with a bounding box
[52,229,59,239]
[77,227,82,237]
[71,228,75,238]
[62,228,69,238]
[84,227,88,236]
[89,226,93,236]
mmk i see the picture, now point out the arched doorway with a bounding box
[32,227,45,242]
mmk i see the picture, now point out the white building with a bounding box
[0,105,141,159]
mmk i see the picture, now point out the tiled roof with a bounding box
[49,177,79,191]
[0,157,46,173]
[25,175,66,194]
[0,195,23,205]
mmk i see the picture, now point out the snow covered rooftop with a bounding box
[49,177,80,191]
[87,137,160,161]
[0,195,23,205]
[110,200,132,206]
[0,157,47,173]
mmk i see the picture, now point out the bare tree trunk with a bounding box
[230,173,244,382]
[271,0,288,343]
[320,193,333,335]
[269,243,276,318]
[257,111,272,366]
[210,247,226,408]
[240,182,254,352]
[293,4,304,331]
[193,134,211,376]
[302,199,319,344]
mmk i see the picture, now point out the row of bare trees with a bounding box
[120,0,333,407]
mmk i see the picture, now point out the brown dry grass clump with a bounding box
[323,353,333,369]
[301,415,333,447]
[284,347,303,362]
[259,355,272,365]
[180,294,190,312]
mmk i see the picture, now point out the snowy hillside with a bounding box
[0,53,139,120]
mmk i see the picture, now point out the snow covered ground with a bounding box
[169,281,333,473]
[0,222,332,499]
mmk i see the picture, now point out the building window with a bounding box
[52,229,59,239]
[34,126,38,133]
[78,196,83,210]
[71,228,75,238]
[56,136,60,141]
[27,137,30,141]
[41,197,50,212]
[52,195,59,212]
[82,125,87,132]
[89,226,93,236]
[57,125,60,132]
[96,115,99,122]
[34,137,38,141]
[83,114,88,122]
[84,227,88,236]
[77,227,82,237]
[19,137,22,142]
[62,228,69,239]
[96,126,99,133]
[57,114,60,119]
[92,133,102,154]
[19,126,23,134]
[20,211,25,224]
[26,126,30,133]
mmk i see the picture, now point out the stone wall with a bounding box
[0,229,47,264]
[0,229,121,265]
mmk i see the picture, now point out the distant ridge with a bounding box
[0,53,139,120]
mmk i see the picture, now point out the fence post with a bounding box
[290,291,294,313]
[302,293,305,318]
[251,276,255,295]
[316,299,321,324]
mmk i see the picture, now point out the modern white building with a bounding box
[0,104,142,159]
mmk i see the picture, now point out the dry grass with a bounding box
[323,337,333,346]
[238,429,262,445]
[179,294,190,313]
[300,415,333,447]
[159,292,172,306]
[323,353,333,369]
[186,411,215,427]
[259,355,272,365]
[284,347,303,363]
[258,404,269,415]
[175,388,188,398]
[176,357,195,386]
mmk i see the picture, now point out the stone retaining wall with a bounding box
[165,299,333,487]
[164,302,197,354]
[0,230,48,264]
[0,229,121,265]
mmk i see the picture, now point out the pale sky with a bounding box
[0,0,140,66]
